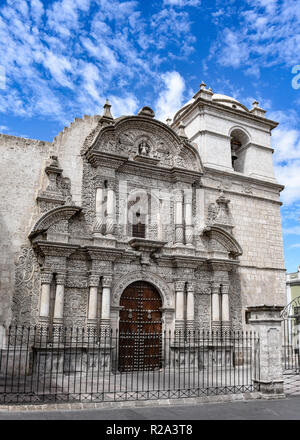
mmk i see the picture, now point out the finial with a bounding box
[166,117,172,126]
[252,100,259,108]
[200,81,206,90]
[103,99,113,119]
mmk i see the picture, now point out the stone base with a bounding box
[168,344,234,369]
[253,379,285,398]
[33,345,113,375]
[0,348,31,375]
[92,236,116,248]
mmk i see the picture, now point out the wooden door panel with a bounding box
[118,281,162,371]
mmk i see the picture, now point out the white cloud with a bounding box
[155,71,186,122]
[214,29,249,68]
[0,125,8,131]
[163,0,201,6]
[0,0,199,124]
[109,95,139,117]
[271,109,300,205]
[212,0,300,71]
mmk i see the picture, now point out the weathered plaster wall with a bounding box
[53,115,100,206]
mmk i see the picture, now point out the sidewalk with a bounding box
[0,395,300,420]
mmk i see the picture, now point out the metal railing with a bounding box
[0,326,260,405]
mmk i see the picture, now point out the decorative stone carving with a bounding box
[56,273,66,285]
[89,274,100,287]
[40,272,53,284]
[195,294,210,330]
[13,247,40,325]
[175,280,185,291]
[138,140,151,156]
[64,288,88,327]
[84,118,202,172]
[29,206,81,239]
[102,275,113,288]
[111,270,172,308]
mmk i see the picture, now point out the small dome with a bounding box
[173,91,249,122]
[212,94,249,111]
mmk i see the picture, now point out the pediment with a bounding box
[204,226,243,260]
[84,116,203,173]
[29,206,81,240]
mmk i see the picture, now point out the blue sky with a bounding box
[0,0,300,272]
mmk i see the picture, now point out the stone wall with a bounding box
[0,135,53,325]
[203,169,286,318]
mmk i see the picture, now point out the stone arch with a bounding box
[111,270,172,308]
[229,126,251,145]
[205,226,243,259]
[228,126,251,172]
[29,206,81,239]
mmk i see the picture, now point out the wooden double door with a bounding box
[118,281,162,371]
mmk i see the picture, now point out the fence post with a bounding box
[0,325,6,349]
[246,305,284,397]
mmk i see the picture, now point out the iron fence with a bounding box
[0,326,260,405]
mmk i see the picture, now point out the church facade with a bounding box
[0,82,286,342]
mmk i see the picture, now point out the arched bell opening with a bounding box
[229,128,250,173]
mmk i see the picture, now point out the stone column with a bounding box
[53,273,66,321]
[101,275,113,334]
[184,189,194,246]
[88,274,100,321]
[174,190,184,245]
[221,283,230,329]
[211,283,221,329]
[39,273,53,319]
[105,180,115,238]
[186,282,195,330]
[247,305,284,397]
[94,177,104,235]
[175,280,185,333]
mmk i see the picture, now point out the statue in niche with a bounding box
[138,140,150,156]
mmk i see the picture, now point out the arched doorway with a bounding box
[118,281,162,371]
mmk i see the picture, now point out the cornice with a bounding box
[32,241,80,257]
[85,150,128,169]
[85,246,124,261]
[204,166,284,192]
[118,160,202,183]
[172,96,278,131]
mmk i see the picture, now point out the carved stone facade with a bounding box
[0,88,286,339]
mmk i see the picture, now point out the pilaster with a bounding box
[247,305,284,397]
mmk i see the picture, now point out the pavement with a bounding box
[0,395,300,420]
